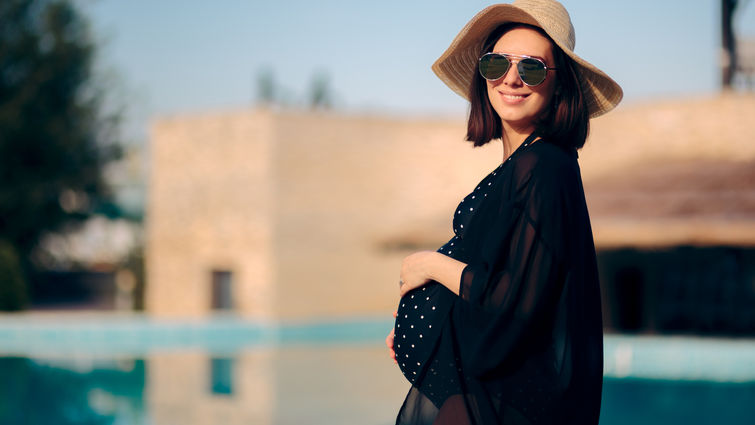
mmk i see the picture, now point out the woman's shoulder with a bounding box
[507,140,586,215]
[512,140,579,182]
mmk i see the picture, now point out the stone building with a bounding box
[581,94,755,334]
[146,94,755,331]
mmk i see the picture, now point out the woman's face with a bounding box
[486,27,558,132]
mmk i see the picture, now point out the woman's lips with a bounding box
[499,92,529,104]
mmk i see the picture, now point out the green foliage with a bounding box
[255,67,276,105]
[254,67,335,109]
[123,244,145,311]
[309,71,332,109]
[0,240,28,310]
[0,0,121,296]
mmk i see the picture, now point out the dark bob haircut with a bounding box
[466,23,590,149]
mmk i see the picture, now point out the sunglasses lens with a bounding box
[518,58,547,86]
[479,54,510,80]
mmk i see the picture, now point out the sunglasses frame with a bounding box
[478,52,557,87]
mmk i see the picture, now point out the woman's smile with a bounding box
[497,91,530,104]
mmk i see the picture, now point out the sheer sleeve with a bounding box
[454,148,578,378]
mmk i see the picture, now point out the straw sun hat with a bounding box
[432,0,622,118]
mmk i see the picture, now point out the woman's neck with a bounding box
[500,123,535,161]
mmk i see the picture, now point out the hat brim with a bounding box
[431,4,622,118]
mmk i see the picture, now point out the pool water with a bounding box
[0,316,753,425]
[601,377,755,425]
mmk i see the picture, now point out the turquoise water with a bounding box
[1,315,753,425]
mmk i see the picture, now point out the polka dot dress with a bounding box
[394,161,506,399]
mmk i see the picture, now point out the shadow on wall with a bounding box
[598,246,755,336]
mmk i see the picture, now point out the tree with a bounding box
[0,240,27,311]
[0,0,121,309]
[309,71,333,110]
[721,0,739,89]
[255,67,277,105]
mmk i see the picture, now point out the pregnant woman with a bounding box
[385,1,622,424]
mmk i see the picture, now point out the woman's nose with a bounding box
[501,62,523,86]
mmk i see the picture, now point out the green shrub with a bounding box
[0,241,28,311]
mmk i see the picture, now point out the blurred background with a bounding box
[0,0,754,424]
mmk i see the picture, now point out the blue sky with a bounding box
[84,0,755,143]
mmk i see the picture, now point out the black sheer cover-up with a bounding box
[394,135,603,425]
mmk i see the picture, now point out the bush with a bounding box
[0,241,28,311]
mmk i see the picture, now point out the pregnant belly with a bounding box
[394,281,454,385]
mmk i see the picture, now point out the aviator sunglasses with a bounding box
[478,52,557,86]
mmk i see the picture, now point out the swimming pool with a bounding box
[1,314,753,424]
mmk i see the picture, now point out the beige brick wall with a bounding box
[581,93,755,179]
[146,110,276,319]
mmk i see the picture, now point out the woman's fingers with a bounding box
[399,281,421,297]
[386,328,396,363]
[399,251,432,297]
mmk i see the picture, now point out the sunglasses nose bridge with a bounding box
[503,65,521,85]
[493,55,519,83]
[499,57,527,86]
[495,54,527,85]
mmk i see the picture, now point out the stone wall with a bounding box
[147,111,276,318]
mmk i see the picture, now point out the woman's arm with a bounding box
[399,251,467,297]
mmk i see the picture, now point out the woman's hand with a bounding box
[399,251,466,297]
[399,251,434,297]
[386,310,397,363]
